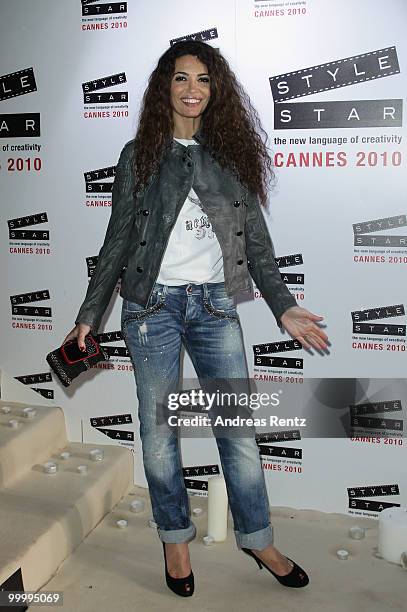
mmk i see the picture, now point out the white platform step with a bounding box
[0,441,133,592]
[0,400,68,489]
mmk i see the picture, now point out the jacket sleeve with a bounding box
[244,190,297,327]
[74,141,135,332]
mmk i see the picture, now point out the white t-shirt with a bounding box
[156,137,225,285]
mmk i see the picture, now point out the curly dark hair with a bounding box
[133,40,275,206]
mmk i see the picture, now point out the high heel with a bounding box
[162,542,195,597]
[241,547,309,588]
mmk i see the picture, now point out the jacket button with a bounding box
[236,230,243,236]
[139,240,146,246]
[187,162,192,167]
[142,209,149,216]
[182,156,187,162]
[136,266,143,273]
[233,201,240,207]
[237,259,244,265]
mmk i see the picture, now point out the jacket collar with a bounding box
[169,122,206,155]
[192,123,206,144]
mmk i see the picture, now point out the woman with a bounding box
[63,40,328,597]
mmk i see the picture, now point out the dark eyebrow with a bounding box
[173,71,209,76]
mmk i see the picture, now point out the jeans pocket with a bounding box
[122,289,165,326]
[204,288,238,320]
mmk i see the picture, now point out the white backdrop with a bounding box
[1,0,406,519]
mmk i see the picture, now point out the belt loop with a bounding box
[162,284,168,298]
[203,282,209,301]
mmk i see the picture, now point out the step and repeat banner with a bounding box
[1,0,406,519]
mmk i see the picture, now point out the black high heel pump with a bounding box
[241,547,309,588]
[162,542,195,597]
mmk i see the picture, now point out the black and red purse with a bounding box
[46,334,110,387]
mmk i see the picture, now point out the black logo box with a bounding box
[253,339,302,354]
[353,322,406,335]
[87,257,97,275]
[96,331,123,343]
[11,291,51,315]
[354,235,407,247]
[34,388,54,400]
[15,372,52,384]
[269,46,400,102]
[82,2,127,17]
[254,356,303,369]
[258,444,302,459]
[86,182,113,193]
[101,345,128,357]
[8,212,48,229]
[349,400,402,415]
[0,113,40,138]
[96,427,134,441]
[183,464,220,477]
[12,306,51,317]
[351,304,404,322]
[184,478,208,491]
[274,99,402,130]
[10,290,50,305]
[91,413,133,427]
[349,499,400,511]
[276,253,303,267]
[9,229,49,240]
[348,484,399,497]
[281,273,304,285]
[256,429,301,443]
[92,331,129,357]
[85,166,116,183]
[84,92,128,104]
[353,214,407,235]
[0,67,36,102]
[170,27,218,45]
[82,72,126,93]
[350,416,403,431]
[353,214,407,247]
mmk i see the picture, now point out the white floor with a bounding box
[36,486,406,612]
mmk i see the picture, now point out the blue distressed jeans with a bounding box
[121,281,274,550]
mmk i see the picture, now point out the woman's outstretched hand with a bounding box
[62,323,91,351]
[280,306,329,351]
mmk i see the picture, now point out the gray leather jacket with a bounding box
[75,126,297,332]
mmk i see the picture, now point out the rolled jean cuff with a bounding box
[158,521,197,544]
[234,524,274,550]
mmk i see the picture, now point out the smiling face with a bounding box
[170,54,211,135]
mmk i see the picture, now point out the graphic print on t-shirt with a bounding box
[156,137,225,285]
[185,193,216,240]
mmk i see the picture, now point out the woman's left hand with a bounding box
[280,306,329,351]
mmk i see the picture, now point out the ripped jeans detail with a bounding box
[119,281,273,548]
